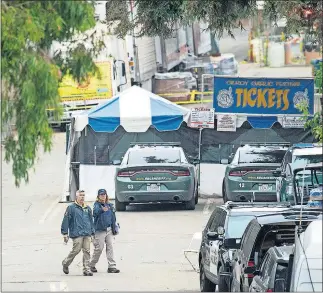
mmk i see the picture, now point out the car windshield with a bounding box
[226,215,255,239]
[292,155,323,170]
[239,148,286,164]
[128,149,181,164]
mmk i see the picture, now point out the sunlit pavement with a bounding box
[1,132,223,291]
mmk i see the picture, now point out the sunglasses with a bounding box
[99,193,107,196]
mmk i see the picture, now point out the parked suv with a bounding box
[276,163,322,204]
[230,209,322,292]
[222,143,289,202]
[248,245,293,292]
[273,143,322,202]
[198,201,291,292]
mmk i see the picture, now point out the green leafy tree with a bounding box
[1,0,102,186]
[105,0,322,40]
[297,62,323,143]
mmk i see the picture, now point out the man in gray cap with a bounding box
[89,188,120,273]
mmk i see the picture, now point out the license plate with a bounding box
[147,184,160,192]
[258,184,273,192]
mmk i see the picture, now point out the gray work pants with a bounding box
[62,236,91,273]
[90,228,116,268]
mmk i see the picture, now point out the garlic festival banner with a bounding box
[213,76,314,115]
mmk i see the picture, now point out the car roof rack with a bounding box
[255,209,322,218]
[129,142,181,147]
[225,201,292,209]
[239,142,291,147]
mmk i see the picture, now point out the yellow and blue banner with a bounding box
[58,61,113,101]
[213,76,315,115]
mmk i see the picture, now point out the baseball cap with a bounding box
[98,189,107,195]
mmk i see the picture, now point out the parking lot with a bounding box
[1,132,222,291]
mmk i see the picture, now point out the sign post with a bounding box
[189,107,215,195]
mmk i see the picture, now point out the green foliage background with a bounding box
[1,0,101,186]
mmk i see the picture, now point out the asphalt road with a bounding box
[1,132,223,291]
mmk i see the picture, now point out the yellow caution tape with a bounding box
[157,91,213,96]
[175,99,213,104]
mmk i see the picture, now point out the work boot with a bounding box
[108,267,120,273]
[62,262,69,275]
[83,271,93,276]
[90,267,97,273]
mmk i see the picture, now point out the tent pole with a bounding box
[94,146,97,165]
[198,127,202,192]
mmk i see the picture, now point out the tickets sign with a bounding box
[213,76,314,115]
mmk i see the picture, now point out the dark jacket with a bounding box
[93,201,117,233]
[61,202,95,238]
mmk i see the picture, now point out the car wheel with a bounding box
[195,186,199,205]
[115,196,126,211]
[185,194,196,210]
[60,124,66,132]
[222,181,228,203]
[200,263,216,292]
[218,266,230,292]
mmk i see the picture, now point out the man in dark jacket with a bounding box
[89,189,120,273]
[61,190,95,276]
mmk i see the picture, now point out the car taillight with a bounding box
[172,170,190,176]
[229,170,247,176]
[117,171,135,177]
[266,289,273,292]
[247,261,255,278]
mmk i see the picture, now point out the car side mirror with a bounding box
[228,153,234,163]
[273,168,282,177]
[217,226,225,236]
[192,159,200,165]
[112,160,121,165]
[274,278,286,292]
[221,159,229,164]
[206,231,219,241]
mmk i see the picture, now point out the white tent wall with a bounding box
[61,120,81,202]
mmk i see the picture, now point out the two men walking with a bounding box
[61,189,120,276]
